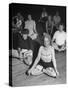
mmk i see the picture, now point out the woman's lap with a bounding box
[31,60,56,77]
[31,65,56,77]
[52,43,66,51]
[38,60,54,69]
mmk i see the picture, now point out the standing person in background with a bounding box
[12,13,25,32]
[24,14,37,40]
[52,11,61,37]
[40,8,48,20]
[39,8,48,34]
[16,13,25,31]
[53,11,61,29]
[52,23,66,52]
[46,15,54,37]
[12,13,25,50]
[36,8,48,43]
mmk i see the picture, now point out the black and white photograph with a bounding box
[9,3,66,87]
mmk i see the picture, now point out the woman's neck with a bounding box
[44,45,50,50]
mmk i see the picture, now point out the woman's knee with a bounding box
[31,68,43,75]
[51,71,56,77]
[12,49,19,57]
[31,69,37,75]
[27,56,32,65]
[43,68,56,77]
[48,68,56,77]
[24,59,32,66]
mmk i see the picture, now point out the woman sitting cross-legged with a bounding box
[27,33,59,78]
[52,23,66,52]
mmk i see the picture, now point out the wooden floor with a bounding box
[11,51,66,87]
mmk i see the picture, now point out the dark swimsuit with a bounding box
[38,59,54,69]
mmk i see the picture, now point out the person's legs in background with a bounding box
[52,42,60,51]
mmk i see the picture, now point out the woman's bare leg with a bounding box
[43,67,57,77]
[31,69,43,75]
[25,56,32,65]
[31,65,43,75]
[12,49,19,57]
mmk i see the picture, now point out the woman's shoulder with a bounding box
[63,31,66,34]
[54,30,59,35]
[55,30,59,33]
[40,45,54,49]
[39,46,44,50]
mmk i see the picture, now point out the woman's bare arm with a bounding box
[29,46,42,70]
[51,47,59,74]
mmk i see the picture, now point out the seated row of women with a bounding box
[12,9,62,40]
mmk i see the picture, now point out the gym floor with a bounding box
[10,51,66,87]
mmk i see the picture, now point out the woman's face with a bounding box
[44,37,50,47]
[59,25,64,32]
[28,15,32,20]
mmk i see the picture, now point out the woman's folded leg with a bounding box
[43,67,57,78]
[24,56,32,66]
[31,65,43,75]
